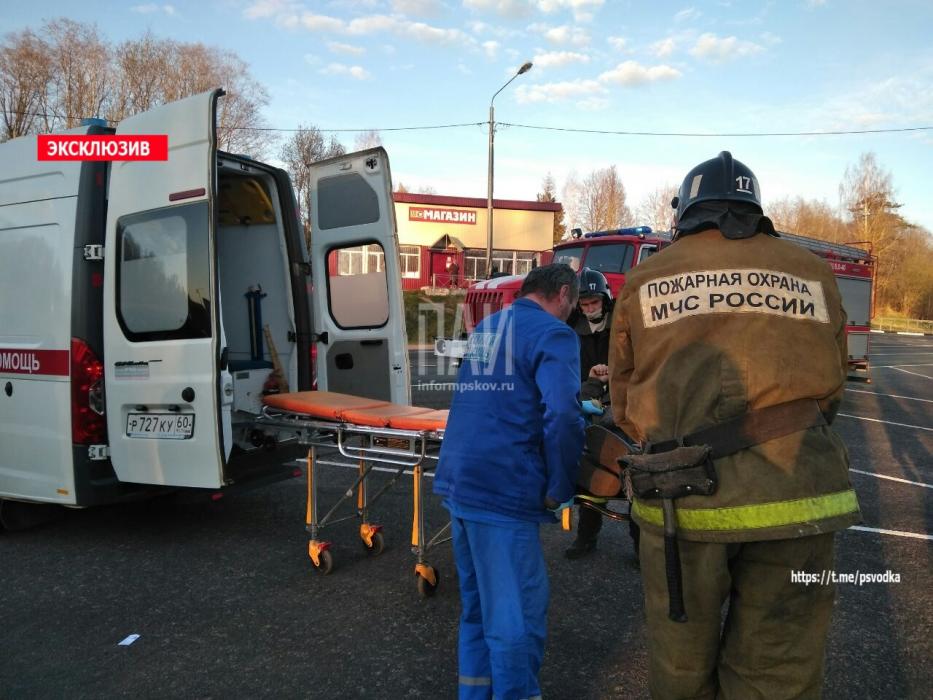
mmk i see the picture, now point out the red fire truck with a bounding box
[434,226,875,380]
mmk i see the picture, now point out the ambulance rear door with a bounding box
[308,148,411,404]
[103,89,227,488]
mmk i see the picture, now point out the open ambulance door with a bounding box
[308,148,411,404]
[103,89,228,488]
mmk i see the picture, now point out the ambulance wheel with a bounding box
[363,531,385,556]
[417,568,440,598]
[313,549,334,575]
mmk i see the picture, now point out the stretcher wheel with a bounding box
[313,549,334,575]
[417,568,440,598]
[363,531,385,556]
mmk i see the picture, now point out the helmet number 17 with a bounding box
[736,175,753,193]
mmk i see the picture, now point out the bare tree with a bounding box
[766,196,847,243]
[353,129,382,151]
[536,172,566,243]
[280,125,346,246]
[44,19,112,129]
[0,29,51,140]
[109,31,170,122]
[561,170,584,235]
[580,165,633,232]
[636,183,678,233]
[839,152,914,308]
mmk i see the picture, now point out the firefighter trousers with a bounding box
[640,529,836,700]
[451,514,548,700]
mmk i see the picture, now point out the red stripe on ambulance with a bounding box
[0,349,70,376]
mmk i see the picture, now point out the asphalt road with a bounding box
[1,335,930,698]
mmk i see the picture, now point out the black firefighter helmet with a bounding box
[671,151,774,240]
[578,267,612,305]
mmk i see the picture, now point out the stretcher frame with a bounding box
[259,405,451,596]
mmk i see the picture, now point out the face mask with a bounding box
[583,307,605,322]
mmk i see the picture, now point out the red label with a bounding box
[37,135,168,161]
[409,207,477,225]
[0,349,70,376]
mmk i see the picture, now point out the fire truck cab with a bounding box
[434,226,667,361]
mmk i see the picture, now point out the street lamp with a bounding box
[485,61,533,277]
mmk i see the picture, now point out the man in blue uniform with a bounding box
[434,263,585,700]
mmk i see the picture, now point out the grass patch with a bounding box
[404,291,467,345]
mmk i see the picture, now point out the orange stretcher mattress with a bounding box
[262,391,448,432]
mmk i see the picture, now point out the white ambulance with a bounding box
[0,89,409,528]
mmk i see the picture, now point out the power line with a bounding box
[498,121,933,137]
[7,109,932,137]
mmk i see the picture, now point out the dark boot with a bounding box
[565,505,603,559]
[629,518,641,567]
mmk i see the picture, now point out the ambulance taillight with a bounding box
[71,338,106,444]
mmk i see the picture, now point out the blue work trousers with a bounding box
[452,514,548,700]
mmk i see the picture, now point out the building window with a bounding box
[463,249,536,279]
[464,250,485,281]
[337,243,385,276]
[399,244,421,278]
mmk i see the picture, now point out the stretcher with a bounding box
[259,391,450,597]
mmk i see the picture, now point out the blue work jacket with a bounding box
[434,298,585,522]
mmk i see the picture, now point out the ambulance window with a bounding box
[318,173,379,230]
[583,243,634,274]
[117,202,211,341]
[326,242,389,329]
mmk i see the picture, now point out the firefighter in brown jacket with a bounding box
[609,152,860,699]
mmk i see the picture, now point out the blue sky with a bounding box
[5,0,933,231]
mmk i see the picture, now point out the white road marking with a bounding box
[848,526,933,541]
[849,468,932,489]
[873,363,933,370]
[845,388,933,404]
[869,352,933,356]
[890,367,933,380]
[837,413,933,432]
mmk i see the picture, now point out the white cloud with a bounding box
[320,62,372,80]
[483,40,500,59]
[599,60,681,86]
[131,3,176,14]
[300,13,345,32]
[760,31,782,46]
[457,63,474,75]
[537,0,605,22]
[535,24,590,47]
[674,7,700,22]
[532,50,590,69]
[650,37,676,57]
[392,0,443,15]
[463,0,536,18]
[327,41,365,55]
[515,79,606,103]
[246,8,475,48]
[607,36,627,51]
[690,33,764,61]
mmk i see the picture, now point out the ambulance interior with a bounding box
[215,163,298,449]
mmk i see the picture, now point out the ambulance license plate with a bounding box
[126,413,195,439]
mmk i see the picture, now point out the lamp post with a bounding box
[485,61,532,278]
